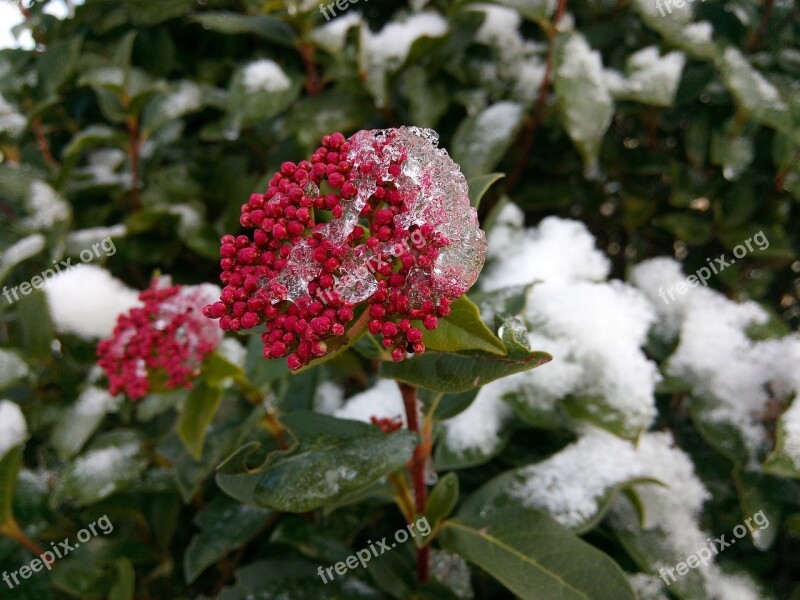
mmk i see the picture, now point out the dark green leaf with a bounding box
[216,412,417,512]
[439,506,637,600]
[184,494,271,583]
[177,381,224,461]
[422,296,506,355]
[192,12,297,46]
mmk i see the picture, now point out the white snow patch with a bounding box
[0,349,29,387]
[66,225,126,255]
[510,428,644,527]
[443,380,512,455]
[74,386,121,416]
[627,573,670,600]
[161,81,203,119]
[72,444,138,480]
[242,59,291,93]
[778,394,800,469]
[44,264,141,340]
[605,46,685,106]
[311,12,363,54]
[22,181,71,230]
[0,400,28,458]
[0,93,26,137]
[612,431,711,559]
[483,215,611,290]
[360,12,448,106]
[334,379,405,425]
[315,381,345,415]
[217,338,247,369]
[0,234,46,276]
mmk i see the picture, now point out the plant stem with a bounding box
[506,0,570,194]
[1,519,48,561]
[399,381,431,582]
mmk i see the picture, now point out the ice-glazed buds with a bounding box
[204,127,487,370]
[98,278,223,400]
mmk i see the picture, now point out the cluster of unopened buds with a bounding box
[204,127,487,370]
[98,278,222,400]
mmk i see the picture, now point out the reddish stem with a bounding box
[506,0,570,194]
[399,381,431,582]
[297,43,323,96]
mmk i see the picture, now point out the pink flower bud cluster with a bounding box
[98,278,223,400]
[204,127,486,370]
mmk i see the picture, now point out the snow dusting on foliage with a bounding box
[45,264,141,339]
[443,380,513,455]
[0,92,26,137]
[334,379,405,426]
[0,399,28,459]
[360,12,448,106]
[311,12,362,54]
[509,428,644,527]
[633,257,799,461]
[21,181,71,230]
[242,59,291,94]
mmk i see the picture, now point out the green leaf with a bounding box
[216,412,417,512]
[0,349,29,391]
[467,173,505,209]
[51,433,147,507]
[184,494,271,583]
[191,12,297,46]
[225,65,302,131]
[405,67,449,129]
[420,387,479,421]
[439,506,637,600]
[717,47,792,133]
[17,289,55,359]
[124,0,193,25]
[458,464,662,535]
[732,466,781,551]
[0,448,22,528]
[62,125,127,161]
[553,32,614,176]
[655,212,713,245]
[51,387,119,460]
[37,36,83,97]
[108,558,135,600]
[0,234,46,285]
[762,403,800,480]
[422,296,506,355]
[381,335,551,393]
[217,559,383,599]
[493,0,554,23]
[424,472,459,543]
[177,381,224,461]
[141,81,205,137]
[451,102,523,178]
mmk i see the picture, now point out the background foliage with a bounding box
[1,0,799,598]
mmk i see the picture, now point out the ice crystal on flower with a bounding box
[205,128,486,370]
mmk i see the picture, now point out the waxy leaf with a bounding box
[440,506,637,600]
[216,412,417,512]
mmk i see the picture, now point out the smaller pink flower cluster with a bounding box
[98,278,222,400]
